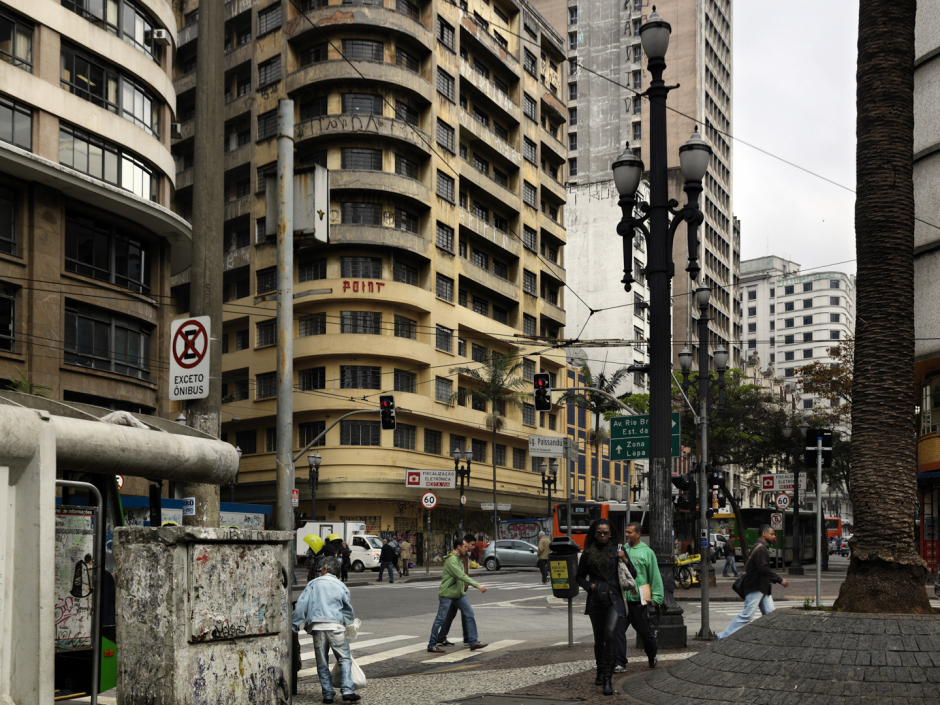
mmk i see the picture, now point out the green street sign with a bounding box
[609,412,681,461]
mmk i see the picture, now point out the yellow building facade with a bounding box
[169,0,570,535]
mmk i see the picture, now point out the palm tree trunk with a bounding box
[593,412,600,498]
[492,423,498,560]
[833,0,930,613]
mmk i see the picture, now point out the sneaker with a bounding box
[613,665,627,673]
[438,640,455,646]
[342,695,362,703]
[648,656,658,669]
[469,642,488,650]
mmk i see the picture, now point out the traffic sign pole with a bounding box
[816,434,823,607]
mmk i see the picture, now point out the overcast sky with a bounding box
[733,2,859,276]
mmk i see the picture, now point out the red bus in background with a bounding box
[552,501,650,549]
[825,517,843,540]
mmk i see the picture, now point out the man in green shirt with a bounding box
[618,521,662,669]
[427,538,488,653]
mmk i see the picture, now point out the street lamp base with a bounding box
[647,618,687,649]
[789,564,805,576]
[693,628,716,641]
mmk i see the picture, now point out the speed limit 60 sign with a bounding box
[421,492,438,509]
[775,493,791,511]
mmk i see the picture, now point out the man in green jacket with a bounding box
[617,521,662,669]
[427,538,488,653]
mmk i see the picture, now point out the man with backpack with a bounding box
[718,524,789,640]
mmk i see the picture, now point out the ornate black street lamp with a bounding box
[611,7,714,647]
[782,421,808,574]
[453,447,473,535]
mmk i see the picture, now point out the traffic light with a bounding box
[706,464,726,488]
[295,512,307,530]
[533,373,552,411]
[379,394,397,430]
[671,474,697,512]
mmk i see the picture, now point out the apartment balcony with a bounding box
[539,171,567,203]
[329,169,431,209]
[540,130,567,162]
[539,213,567,244]
[540,91,567,125]
[458,208,521,259]
[296,114,432,157]
[457,108,521,166]
[286,59,432,104]
[224,195,252,221]
[329,224,431,261]
[453,55,521,124]
[459,260,518,302]
[224,94,252,121]
[225,43,252,71]
[291,4,432,51]
[172,120,195,144]
[176,167,194,190]
[224,144,252,171]
[458,159,520,216]
[174,70,197,95]
[459,15,517,75]
[540,300,566,327]
[178,23,198,47]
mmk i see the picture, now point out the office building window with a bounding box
[436,273,454,301]
[236,430,257,455]
[784,335,794,344]
[523,270,537,295]
[785,302,795,311]
[258,56,281,86]
[396,47,418,72]
[436,324,453,352]
[524,48,537,75]
[256,266,276,293]
[424,429,442,454]
[394,423,416,449]
[300,42,328,66]
[435,376,452,403]
[258,4,282,35]
[523,314,536,336]
[299,420,325,447]
[340,311,381,335]
[493,306,507,324]
[342,93,382,115]
[340,202,382,226]
[523,138,537,164]
[785,351,795,362]
[235,330,249,350]
[438,18,454,49]
[0,283,16,351]
[59,124,156,200]
[803,282,813,292]
[512,447,525,469]
[340,420,380,446]
[341,147,383,170]
[523,181,537,207]
[299,258,327,282]
[803,298,813,308]
[830,280,840,289]
[471,439,486,463]
[804,348,813,359]
[256,372,276,399]
[523,94,537,121]
[0,95,30,151]
[523,226,537,251]
[784,318,794,328]
[830,330,840,340]
[394,314,417,341]
[437,172,455,202]
[748,307,756,316]
[339,365,381,389]
[803,315,813,325]
[436,222,454,251]
[340,257,382,278]
[522,403,535,426]
[830,313,840,323]
[784,285,794,295]
[830,296,840,306]
[299,367,326,390]
[393,261,418,286]
[748,323,756,333]
[256,319,276,346]
[393,368,416,394]
[65,212,151,294]
[299,312,326,337]
[437,120,455,152]
[64,301,152,381]
[522,359,535,381]
[395,100,418,126]
[569,158,577,177]
[437,69,455,101]
[343,38,382,61]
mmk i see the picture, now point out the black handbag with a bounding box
[731,548,756,600]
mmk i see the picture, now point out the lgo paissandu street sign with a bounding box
[169,316,211,401]
[609,412,682,461]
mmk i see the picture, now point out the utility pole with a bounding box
[181,0,223,527]
[275,99,294,533]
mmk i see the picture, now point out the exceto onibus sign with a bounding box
[169,316,211,401]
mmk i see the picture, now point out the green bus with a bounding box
[711,508,818,566]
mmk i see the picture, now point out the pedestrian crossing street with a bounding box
[295,631,526,678]
[365,579,551,591]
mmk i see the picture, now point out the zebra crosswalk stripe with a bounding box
[299,634,419,661]
[422,639,525,664]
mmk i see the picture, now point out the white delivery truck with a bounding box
[296,521,384,572]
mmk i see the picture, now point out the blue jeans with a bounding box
[723,555,738,576]
[717,591,775,640]
[438,598,469,643]
[428,595,479,649]
[379,562,395,582]
[312,629,354,698]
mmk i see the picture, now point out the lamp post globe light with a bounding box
[612,7,714,647]
[308,450,321,524]
[453,448,473,535]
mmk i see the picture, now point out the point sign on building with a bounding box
[421,492,438,509]
[169,316,211,400]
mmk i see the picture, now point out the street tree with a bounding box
[795,337,853,428]
[833,0,930,613]
[450,347,531,545]
[562,360,630,493]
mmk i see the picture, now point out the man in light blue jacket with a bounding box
[292,556,360,703]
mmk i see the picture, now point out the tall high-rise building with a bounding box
[170,0,570,533]
[739,256,856,414]
[0,0,187,415]
[542,0,740,375]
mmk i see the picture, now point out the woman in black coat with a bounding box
[575,518,637,695]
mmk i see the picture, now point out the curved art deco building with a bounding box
[170,0,570,535]
[915,0,940,574]
[0,0,188,420]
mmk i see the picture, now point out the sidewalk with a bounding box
[290,566,531,591]
[673,564,850,601]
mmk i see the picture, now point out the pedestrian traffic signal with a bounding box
[671,474,697,512]
[533,373,552,411]
[707,465,725,488]
[379,394,397,430]
[804,429,833,468]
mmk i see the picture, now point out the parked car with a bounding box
[710,533,732,563]
[829,537,849,557]
[480,540,539,570]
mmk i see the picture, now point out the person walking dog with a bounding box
[718,524,789,640]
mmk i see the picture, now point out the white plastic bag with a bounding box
[330,657,367,690]
[345,618,362,643]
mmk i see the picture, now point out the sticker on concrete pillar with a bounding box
[182,498,196,516]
